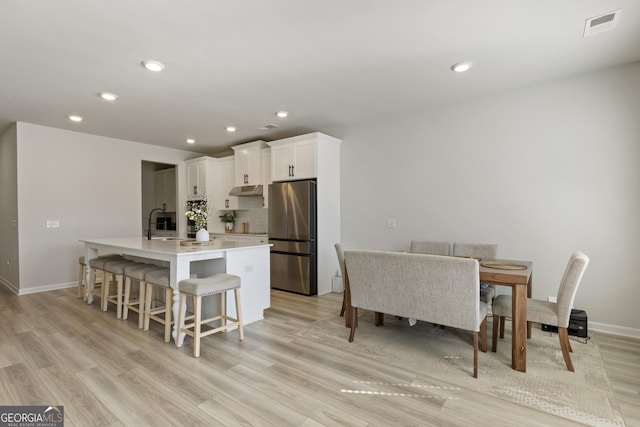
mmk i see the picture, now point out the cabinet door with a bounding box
[291,139,316,179]
[270,145,293,182]
[186,161,207,198]
[261,149,271,208]
[217,157,238,210]
[186,163,199,197]
[235,148,262,186]
[234,150,251,185]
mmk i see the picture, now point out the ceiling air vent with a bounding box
[583,9,621,37]
[257,123,279,131]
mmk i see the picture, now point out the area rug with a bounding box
[295,311,624,427]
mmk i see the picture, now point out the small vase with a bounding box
[196,228,209,242]
[225,222,234,233]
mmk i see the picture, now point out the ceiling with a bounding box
[1,1,639,155]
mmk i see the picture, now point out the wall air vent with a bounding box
[584,9,622,37]
[258,123,280,131]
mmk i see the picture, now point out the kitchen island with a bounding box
[80,236,271,346]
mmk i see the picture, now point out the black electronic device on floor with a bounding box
[541,309,588,338]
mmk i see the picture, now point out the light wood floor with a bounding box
[0,285,638,426]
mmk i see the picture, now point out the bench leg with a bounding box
[473,331,479,378]
[492,315,499,352]
[374,312,384,326]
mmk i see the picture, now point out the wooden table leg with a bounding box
[511,283,527,372]
[527,272,533,339]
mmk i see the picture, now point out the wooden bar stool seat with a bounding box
[122,264,165,329]
[178,273,244,358]
[143,268,173,343]
[102,260,141,318]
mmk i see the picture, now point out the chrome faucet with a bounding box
[147,204,166,240]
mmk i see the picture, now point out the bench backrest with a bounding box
[345,250,482,332]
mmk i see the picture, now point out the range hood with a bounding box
[229,184,263,197]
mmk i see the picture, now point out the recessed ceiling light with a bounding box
[98,92,118,101]
[276,111,289,118]
[68,115,83,122]
[141,60,165,72]
[186,138,196,144]
[451,62,473,73]
[226,126,237,132]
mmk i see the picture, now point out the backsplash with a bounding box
[211,208,268,234]
[237,209,268,234]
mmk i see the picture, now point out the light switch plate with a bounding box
[46,220,60,228]
[386,218,397,229]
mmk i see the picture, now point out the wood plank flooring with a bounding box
[0,284,638,426]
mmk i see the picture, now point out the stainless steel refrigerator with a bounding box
[268,179,317,295]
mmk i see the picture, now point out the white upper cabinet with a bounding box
[215,156,238,210]
[268,135,317,181]
[261,148,271,208]
[154,168,176,212]
[185,157,211,199]
[231,140,268,186]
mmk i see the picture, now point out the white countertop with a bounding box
[80,236,270,256]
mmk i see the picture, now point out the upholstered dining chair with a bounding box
[410,240,450,256]
[452,242,498,304]
[491,251,589,372]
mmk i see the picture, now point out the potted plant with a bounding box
[219,210,236,233]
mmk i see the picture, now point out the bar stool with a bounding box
[122,264,165,328]
[177,274,243,357]
[87,254,124,303]
[143,268,173,342]
[102,259,141,318]
[77,256,89,300]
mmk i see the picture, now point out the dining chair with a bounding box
[491,251,589,371]
[452,242,498,304]
[409,241,450,255]
[335,242,357,317]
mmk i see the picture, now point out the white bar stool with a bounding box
[143,268,173,343]
[102,260,141,318]
[177,274,244,358]
[122,264,166,329]
[87,254,124,303]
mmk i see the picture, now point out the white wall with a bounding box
[13,123,198,292]
[340,62,640,335]
[0,124,20,289]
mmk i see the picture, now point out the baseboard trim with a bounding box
[18,282,76,295]
[591,321,640,339]
[0,275,19,295]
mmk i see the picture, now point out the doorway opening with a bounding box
[141,161,177,238]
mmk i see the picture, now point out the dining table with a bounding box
[479,258,533,372]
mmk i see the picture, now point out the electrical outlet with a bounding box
[46,219,60,228]
[386,218,397,229]
[548,296,557,303]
